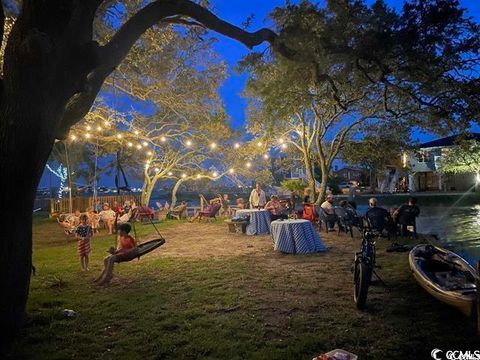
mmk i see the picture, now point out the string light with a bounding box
[117,134,123,139]
[127,142,133,147]
[154,168,160,173]
[142,141,148,147]
[85,133,91,139]
[263,154,269,159]
[103,121,109,127]
[146,160,151,165]
[212,171,218,177]
[86,125,92,131]
[96,126,102,132]
[168,171,173,176]
[161,136,167,142]
[229,168,235,174]
[136,144,142,150]
[147,151,153,156]
[182,173,187,178]
[70,134,77,141]
[279,138,284,144]
[281,143,287,149]
[134,130,139,135]
[210,142,217,149]
[257,141,263,147]
[196,174,202,179]
[234,143,240,149]
[186,140,192,147]
[246,162,252,168]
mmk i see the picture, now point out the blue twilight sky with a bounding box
[39,0,480,188]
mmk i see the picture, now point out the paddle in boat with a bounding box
[409,244,478,317]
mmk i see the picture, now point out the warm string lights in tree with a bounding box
[46,164,68,199]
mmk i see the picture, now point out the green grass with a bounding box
[6,215,480,359]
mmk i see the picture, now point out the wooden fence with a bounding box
[49,194,142,216]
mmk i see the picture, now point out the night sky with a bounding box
[39,0,480,188]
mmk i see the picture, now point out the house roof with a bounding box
[419,133,480,149]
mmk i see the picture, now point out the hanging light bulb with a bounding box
[234,143,240,149]
[279,138,284,144]
[246,162,252,168]
[103,121,109,127]
[182,173,187,178]
[117,134,123,139]
[168,171,173,176]
[212,171,218,177]
[142,141,148,147]
[229,168,235,174]
[85,133,91,139]
[96,126,102,132]
[210,142,217,149]
[186,140,192,147]
[147,151,153,156]
[134,130,139,135]
[257,141,263,147]
[281,143,287,149]
[263,154,269,160]
[136,144,142,150]
[154,167,160,173]
[196,174,202,179]
[127,142,133,147]
[146,160,151,165]
[70,134,77,141]
[160,136,167,142]
[86,125,92,131]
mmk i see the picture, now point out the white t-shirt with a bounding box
[99,209,116,221]
[249,189,266,208]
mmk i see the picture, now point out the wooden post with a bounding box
[477,261,480,336]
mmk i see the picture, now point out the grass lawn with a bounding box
[6,214,480,359]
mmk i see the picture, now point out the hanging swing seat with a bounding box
[115,238,165,263]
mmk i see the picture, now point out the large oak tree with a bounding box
[0,0,284,340]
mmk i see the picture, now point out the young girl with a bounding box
[94,223,137,285]
[75,214,93,271]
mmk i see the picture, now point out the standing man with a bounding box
[249,183,267,209]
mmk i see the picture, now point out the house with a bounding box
[334,167,365,184]
[405,133,480,192]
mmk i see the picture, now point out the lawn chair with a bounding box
[396,207,418,238]
[302,204,318,228]
[168,204,188,220]
[333,207,354,238]
[196,203,221,222]
[317,207,338,233]
[366,212,396,240]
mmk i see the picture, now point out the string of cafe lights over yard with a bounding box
[68,122,290,178]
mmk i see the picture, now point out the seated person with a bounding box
[171,201,188,219]
[265,195,288,221]
[393,197,420,235]
[365,197,392,233]
[94,223,137,285]
[236,198,246,210]
[99,203,116,234]
[112,201,123,216]
[86,207,100,232]
[189,198,222,222]
[67,209,81,227]
[320,194,337,230]
[303,188,313,204]
[58,210,81,233]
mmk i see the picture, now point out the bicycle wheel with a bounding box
[354,260,370,309]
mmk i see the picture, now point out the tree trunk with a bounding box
[0,99,55,343]
[304,156,316,198]
[315,169,329,205]
[369,168,377,192]
[171,178,186,208]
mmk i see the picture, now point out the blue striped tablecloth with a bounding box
[271,219,326,254]
[235,209,271,235]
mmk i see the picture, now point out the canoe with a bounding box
[408,244,478,317]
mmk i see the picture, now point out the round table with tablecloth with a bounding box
[235,209,271,235]
[271,219,326,254]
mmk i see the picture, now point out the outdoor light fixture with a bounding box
[155,168,160,173]
[281,143,287,149]
[168,172,173,176]
[86,125,92,131]
[246,162,252,168]
[234,143,240,149]
[279,138,284,144]
[85,133,91,139]
[127,142,133,147]
[134,130,139,135]
[182,173,187,178]
[147,151,153,156]
[196,174,202,179]
[70,135,76,141]
[103,121,109,127]
[136,144,142,149]
[229,168,235,174]
[186,140,192,146]
[212,171,218,177]
[161,136,167,142]
[146,160,151,165]
[257,141,262,147]
[210,142,217,149]
[263,154,269,159]
[117,134,123,139]
[96,126,102,132]
[476,173,480,184]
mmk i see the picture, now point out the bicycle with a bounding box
[353,228,384,309]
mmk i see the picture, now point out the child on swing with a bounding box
[75,214,93,271]
[94,223,137,285]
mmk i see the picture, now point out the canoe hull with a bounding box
[409,244,477,317]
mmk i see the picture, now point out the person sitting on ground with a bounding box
[94,223,137,285]
[99,203,116,234]
[189,198,222,222]
[365,197,392,233]
[320,194,337,230]
[236,198,246,210]
[393,197,420,235]
[76,214,93,271]
[86,207,99,232]
[265,195,288,221]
